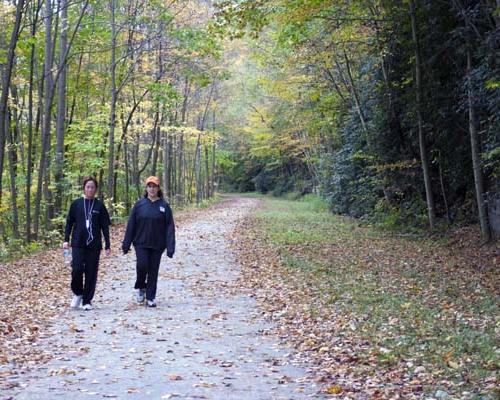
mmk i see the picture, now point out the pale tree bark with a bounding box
[410,0,436,229]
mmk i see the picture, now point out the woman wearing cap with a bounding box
[122,176,176,307]
[63,176,111,310]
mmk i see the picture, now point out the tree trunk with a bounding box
[168,134,173,199]
[194,133,202,205]
[34,0,55,237]
[163,131,169,199]
[177,132,184,205]
[467,47,491,242]
[6,107,20,239]
[0,0,25,215]
[107,0,118,215]
[410,0,436,229]
[211,141,216,197]
[151,111,160,175]
[343,51,368,136]
[54,0,69,217]
[204,144,210,198]
[26,0,42,242]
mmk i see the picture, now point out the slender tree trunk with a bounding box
[410,0,436,229]
[163,131,169,199]
[123,138,131,213]
[467,47,491,241]
[26,0,42,242]
[204,144,210,198]
[0,0,25,213]
[6,108,20,238]
[211,141,216,197]
[107,0,118,215]
[34,0,55,237]
[54,0,68,217]
[437,151,450,222]
[194,133,202,204]
[67,52,84,129]
[168,134,173,199]
[343,51,368,136]
[151,111,160,175]
[178,132,184,204]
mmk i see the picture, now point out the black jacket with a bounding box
[64,198,111,250]
[122,197,175,255]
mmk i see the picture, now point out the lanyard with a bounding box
[84,198,95,245]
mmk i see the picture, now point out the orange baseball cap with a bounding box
[145,176,160,186]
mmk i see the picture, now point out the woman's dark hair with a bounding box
[83,176,98,189]
[143,189,164,199]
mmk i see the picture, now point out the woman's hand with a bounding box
[63,242,69,249]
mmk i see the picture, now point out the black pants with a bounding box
[71,247,101,305]
[134,247,164,301]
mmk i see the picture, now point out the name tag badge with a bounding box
[160,206,165,213]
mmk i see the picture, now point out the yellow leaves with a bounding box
[318,346,329,353]
[442,351,461,370]
[194,382,216,388]
[48,367,77,376]
[325,385,343,394]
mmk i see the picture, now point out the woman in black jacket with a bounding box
[122,176,176,307]
[63,177,111,310]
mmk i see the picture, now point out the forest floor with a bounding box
[0,194,498,400]
[232,195,498,399]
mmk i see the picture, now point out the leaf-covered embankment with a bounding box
[232,195,498,398]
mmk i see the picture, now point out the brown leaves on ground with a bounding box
[0,225,126,389]
[0,208,195,388]
[231,202,499,399]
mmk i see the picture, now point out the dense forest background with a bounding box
[213,0,500,242]
[0,0,498,258]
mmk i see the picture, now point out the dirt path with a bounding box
[2,196,322,400]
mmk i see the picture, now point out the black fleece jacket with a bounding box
[64,198,111,250]
[122,197,175,256]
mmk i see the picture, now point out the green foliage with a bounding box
[215,0,500,234]
[147,82,179,106]
[172,26,221,59]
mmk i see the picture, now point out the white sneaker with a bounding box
[82,304,93,311]
[136,289,145,303]
[70,295,82,308]
[147,300,156,308]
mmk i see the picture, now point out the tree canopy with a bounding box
[0,0,498,257]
